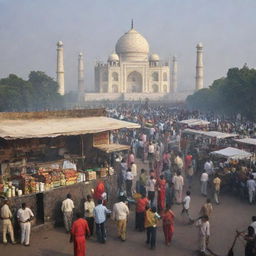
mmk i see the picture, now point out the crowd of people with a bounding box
[1,102,256,256]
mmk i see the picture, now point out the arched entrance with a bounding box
[112,84,118,93]
[127,71,142,93]
[152,84,159,93]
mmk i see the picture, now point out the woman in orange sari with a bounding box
[157,175,166,215]
[162,206,175,246]
[70,212,90,256]
[93,181,105,199]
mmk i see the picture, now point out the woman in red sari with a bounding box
[70,212,90,256]
[157,175,166,215]
[162,206,175,246]
[93,181,105,200]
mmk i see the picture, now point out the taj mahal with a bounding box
[56,23,204,102]
[95,23,171,94]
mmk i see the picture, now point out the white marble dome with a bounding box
[149,53,160,62]
[115,29,149,61]
[108,53,119,62]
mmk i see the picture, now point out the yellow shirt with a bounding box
[213,177,221,191]
[144,209,160,228]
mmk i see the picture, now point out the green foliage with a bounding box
[186,65,256,121]
[0,71,64,112]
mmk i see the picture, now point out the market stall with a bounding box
[0,109,140,225]
[181,129,238,162]
[179,119,210,128]
[210,147,252,160]
[210,147,252,195]
[234,138,256,153]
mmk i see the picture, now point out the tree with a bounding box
[186,65,256,121]
[0,71,64,112]
[28,71,63,110]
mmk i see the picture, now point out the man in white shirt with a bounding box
[200,171,209,197]
[112,196,129,241]
[1,199,16,244]
[146,176,156,207]
[148,142,155,169]
[125,168,134,198]
[181,191,192,223]
[247,175,256,204]
[131,162,137,193]
[84,195,95,235]
[61,193,75,233]
[17,203,34,246]
[204,159,214,175]
[173,171,184,204]
[196,216,210,254]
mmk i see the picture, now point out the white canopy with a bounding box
[0,116,140,140]
[179,119,210,127]
[183,129,237,139]
[234,138,256,146]
[210,147,252,159]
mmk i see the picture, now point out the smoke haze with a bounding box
[0,0,255,92]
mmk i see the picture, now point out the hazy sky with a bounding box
[0,0,255,92]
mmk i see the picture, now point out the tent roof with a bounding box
[179,119,210,126]
[234,138,256,146]
[205,131,238,139]
[0,116,140,140]
[94,144,130,153]
[210,147,252,159]
[183,129,237,139]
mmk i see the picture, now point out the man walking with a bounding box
[196,216,210,255]
[112,196,129,241]
[213,175,221,204]
[145,207,161,250]
[61,193,75,233]
[70,212,90,256]
[139,169,147,195]
[173,171,184,204]
[146,176,156,207]
[1,199,16,245]
[94,200,111,243]
[247,175,256,204]
[135,193,149,231]
[17,203,34,246]
[131,162,137,193]
[200,199,213,219]
[200,171,209,197]
[148,142,155,169]
[181,191,192,223]
[84,195,95,236]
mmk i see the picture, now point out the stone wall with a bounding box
[0,108,106,120]
[4,174,117,228]
[84,91,191,102]
[44,174,117,226]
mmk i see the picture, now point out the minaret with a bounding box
[172,56,178,93]
[78,52,84,102]
[56,41,65,95]
[195,42,204,91]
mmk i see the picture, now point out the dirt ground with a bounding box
[0,159,255,256]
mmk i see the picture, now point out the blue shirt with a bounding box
[93,204,111,224]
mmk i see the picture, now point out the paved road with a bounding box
[1,160,254,256]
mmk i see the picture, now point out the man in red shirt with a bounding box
[70,212,90,256]
[184,153,193,171]
[135,193,149,231]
